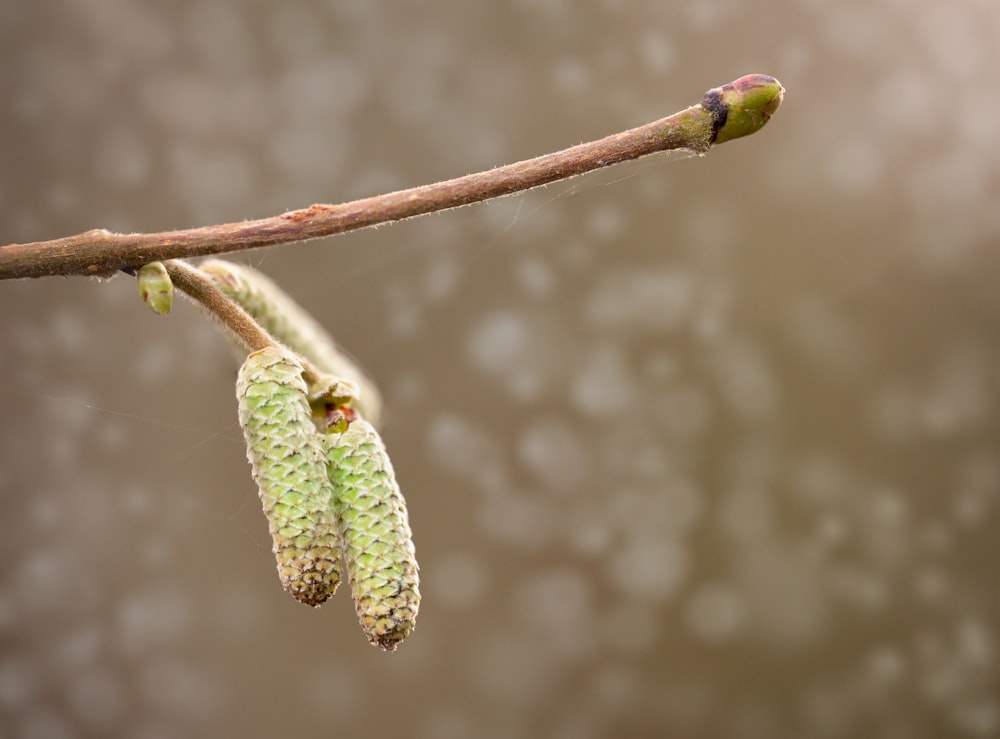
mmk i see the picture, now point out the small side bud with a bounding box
[237,346,343,606]
[137,262,174,315]
[308,374,360,408]
[308,374,360,430]
[324,420,420,651]
[320,404,359,435]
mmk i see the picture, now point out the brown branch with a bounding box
[0,75,783,281]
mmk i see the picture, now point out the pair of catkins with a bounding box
[137,260,419,651]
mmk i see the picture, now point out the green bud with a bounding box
[137,262,174,315]
[237,346,343,606]
[706,74,784,145]
[324,420,420,651]
[202,259,382,425]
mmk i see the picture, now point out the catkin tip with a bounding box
[369,622,414,652]
[281,561,341,606]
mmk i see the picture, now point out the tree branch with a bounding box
[0,75,783,281]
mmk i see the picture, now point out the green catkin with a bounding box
[237,346,342,606]
[324,419,420,651]
[201,259,382,425]
[136,262,174,315]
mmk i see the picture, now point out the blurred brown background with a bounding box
[2,2,999,738]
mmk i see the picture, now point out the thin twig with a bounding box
[199,259,382,424]
[164,260,275,353]
[0,75,783,281]
[163,260,327,388]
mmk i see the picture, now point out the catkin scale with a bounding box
[202,259,382,425]
[237,346,342,606]
[324,420,420,651]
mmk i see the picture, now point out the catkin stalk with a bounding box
[324,420,420,651]
[202,259,382,424]
[237,346,343,606]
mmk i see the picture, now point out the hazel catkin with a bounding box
[237,346,343,606]
[324,419,419,650]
